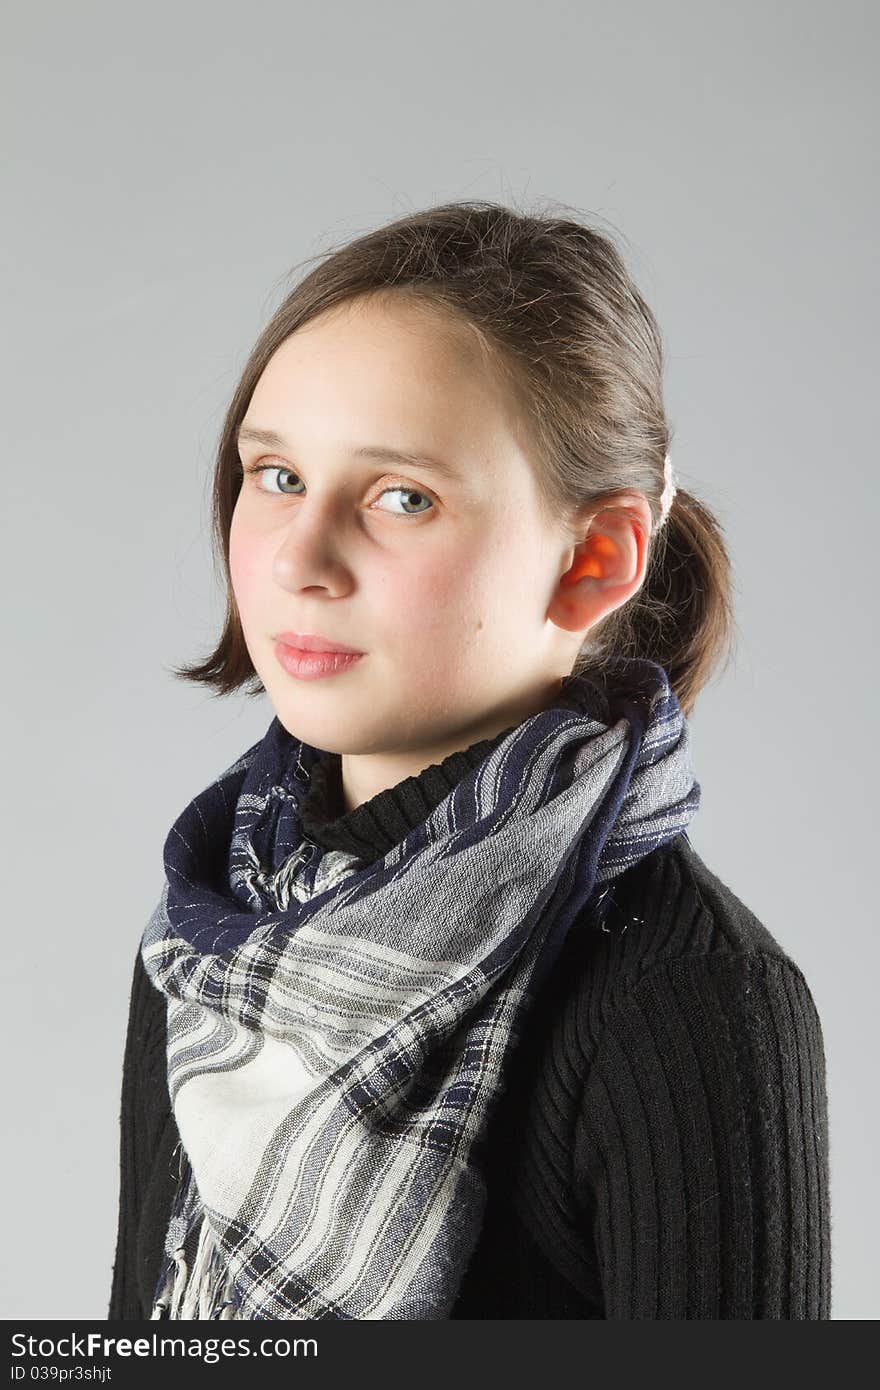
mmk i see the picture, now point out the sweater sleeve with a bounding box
[573,951,832,1318]
[108,948,168,1320]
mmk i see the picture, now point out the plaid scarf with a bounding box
[141,657,700,1319]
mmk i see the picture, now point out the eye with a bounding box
[373,485,433,516]
[243,463,304,495]
[241,463,434,517]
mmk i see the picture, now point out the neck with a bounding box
[337,675,566,813]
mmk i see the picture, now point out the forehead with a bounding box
[243,299,537,491]
[255,296,490,401]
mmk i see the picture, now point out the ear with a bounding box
[547,492,652,636]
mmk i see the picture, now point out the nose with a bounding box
[271,502,354,596]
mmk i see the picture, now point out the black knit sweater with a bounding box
[108,729,832,1319]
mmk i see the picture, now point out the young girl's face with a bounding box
[229,293,577,759]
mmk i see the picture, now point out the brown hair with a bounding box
[169,199,736,716]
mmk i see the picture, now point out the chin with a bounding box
[270,703,393,759]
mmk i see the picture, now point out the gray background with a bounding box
[3,0,876,1320]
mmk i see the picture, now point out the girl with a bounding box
[108,201,831,1320]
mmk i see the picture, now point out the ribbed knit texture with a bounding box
[109,729,831,1319]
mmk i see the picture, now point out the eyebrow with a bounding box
[235,425,463,481]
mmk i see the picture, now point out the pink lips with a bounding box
[274,636,365,682]
[275,630,364,655]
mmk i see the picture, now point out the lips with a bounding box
[274,630,364,655]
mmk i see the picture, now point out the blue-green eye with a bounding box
[375,486,433,516]
[242,463,434,517]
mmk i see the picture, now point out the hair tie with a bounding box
[658,451,677,525]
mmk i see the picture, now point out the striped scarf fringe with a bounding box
[151,1212,240,1320]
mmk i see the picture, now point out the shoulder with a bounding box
[531,831,828,1085]
[578,830,820,1009]
[561,834,830,1147]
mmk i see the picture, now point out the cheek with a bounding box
[228,516,265,612]
[386,541,507,642]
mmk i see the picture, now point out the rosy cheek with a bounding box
[228,521,264,604]
[400,562,476,634]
